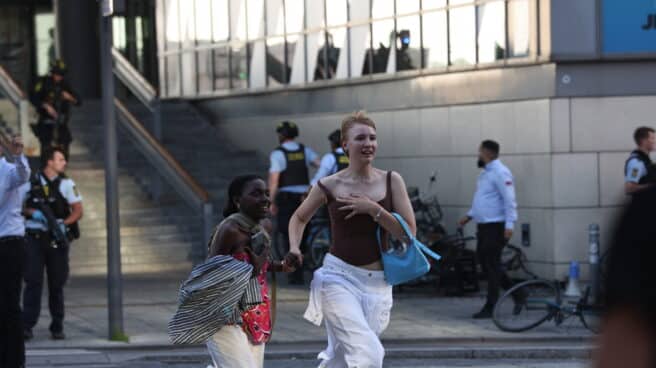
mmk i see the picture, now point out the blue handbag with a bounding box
[377,213,441,286]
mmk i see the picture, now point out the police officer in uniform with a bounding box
[624,126,656,195]
[30,59,81,159]
[459,140,520,319]
[310,129,349,185]
[268,121,320,284]
[21,146,83,340]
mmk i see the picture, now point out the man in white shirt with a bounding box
[459,140,520,319]
[0,134,30,368]
[22,146,83,341]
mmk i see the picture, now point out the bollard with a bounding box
[588,223,600,304]
[564,261,582,298]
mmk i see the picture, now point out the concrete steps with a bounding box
[65,98,266,276]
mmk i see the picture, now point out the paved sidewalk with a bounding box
[25,271,594,350]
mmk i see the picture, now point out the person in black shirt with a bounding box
[30,59,81,159]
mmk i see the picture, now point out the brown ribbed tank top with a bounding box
[316,171,393,266]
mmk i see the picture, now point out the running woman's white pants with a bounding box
[305,253,393,368]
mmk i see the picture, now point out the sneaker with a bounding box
[50,331,66,340]
[23,329,33,341]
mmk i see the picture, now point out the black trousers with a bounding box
[476,223,515,307]
[34,119,72,159]
[0,236,25,368]
[275,192,305,281]
[22,231,70,333]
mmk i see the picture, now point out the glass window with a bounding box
[164,0,181,50]
[211,0,229,41]
[179,0,195,48]
[247,0,264,39]
[330,27,348,79]
[249,39,266,88]
[422,10,447,69]
[181,52,197,95]
[508,0,530,57]
[449,4,475,66]
[396,0,419,16]
[395,15,420,71]
[267,0,284,36]
[266,36,287,84]
[372,0,393,19]
[327,0,347,26]
[422,0,446,10]
[370,19,394,73]
[166,54,181,96]
[285,0,304,33]
[230,0,247,41]
[308,29,344,81]
[212,45,230,90]
[197,50,213,93]
[477,0,506,63]
[230,43,249,88]
[195,0,212,43]
[349,0,370,22]
[450,0,474,4]
[351,23,371,77]
[287,33,305,84]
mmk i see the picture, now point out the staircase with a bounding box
[66,99,267,276]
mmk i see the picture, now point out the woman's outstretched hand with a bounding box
[337,193,381,220]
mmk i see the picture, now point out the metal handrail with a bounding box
[114,98,209,205]
[114,98,213,263]
[111,48,157,109]
[0,64,25,104]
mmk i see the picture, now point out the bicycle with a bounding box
[305,211,331,271]
[501,243,539,281]
[492,279,603,334]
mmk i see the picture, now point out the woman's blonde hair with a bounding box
[340,111,376,143]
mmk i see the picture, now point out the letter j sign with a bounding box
[603,0,656,54]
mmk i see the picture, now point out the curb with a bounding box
[25,335,594,352]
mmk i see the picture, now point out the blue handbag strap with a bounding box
[378,213,441,261]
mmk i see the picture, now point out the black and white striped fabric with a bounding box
[168,255,263,345]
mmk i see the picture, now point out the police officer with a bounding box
[624,126,656,195]
[30,59,81,159]
[458,140,519,319]
[22,146,83,340]
[310,129,349,185]
[268,121,320,284]
[0,134,30,368]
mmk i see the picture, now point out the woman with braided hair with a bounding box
[205,175,300,368]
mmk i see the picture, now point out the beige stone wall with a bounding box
[214,95,649,280]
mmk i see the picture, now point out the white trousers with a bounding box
[305,254,393,368]
[206,325,264,368]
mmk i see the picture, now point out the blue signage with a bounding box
[603,0,656,54]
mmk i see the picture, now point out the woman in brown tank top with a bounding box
[288,112,416,368]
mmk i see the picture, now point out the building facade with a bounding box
[155,0,656,280]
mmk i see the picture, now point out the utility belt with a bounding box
[26,229,68,249]
[275,191,305,202]
[0,236,25,244]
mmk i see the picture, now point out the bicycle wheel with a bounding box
[493,279,561,332]
[579,303,603,334]
[307,226,331,270]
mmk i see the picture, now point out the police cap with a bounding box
[328,129,341,145]
[50,59,67,75]
[276,121,299,138]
